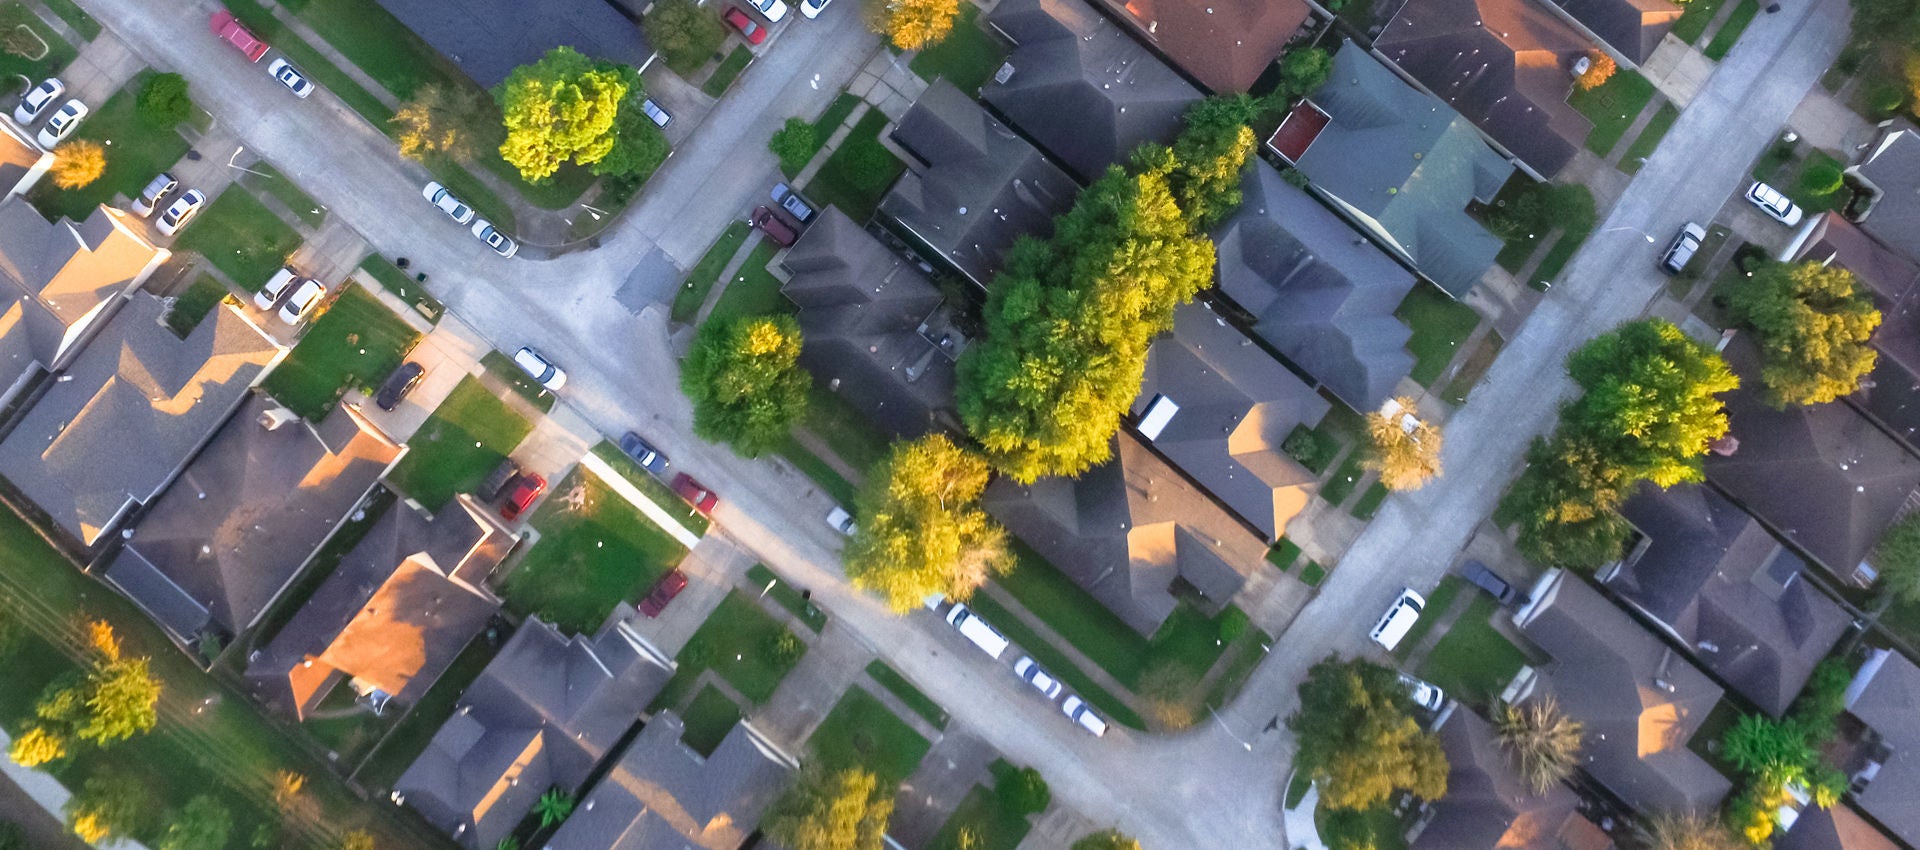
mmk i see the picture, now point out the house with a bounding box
[781,207,966,437]
[0,117,52,198]
[100,395,405,650]
[373,0,652,88]
[1090,0,1315,93]
[982,0,1203,183]
[1267,41,1511,297]
[1535,0,1682,66]
[242,495,513,720]
[879,79,1078,288]
[1607,482,1852,717]
[1705,339,1920,586]
[1775,804,1901,850]
[1844,122,1920,267]
[1211,160,1416,410]
[984,431,1280,635]
[0,199,171,412]
[1130,300,1329,541]
[1510,569,1733,814]
[1376,0,1598,180]
[0,293,282,550]
[1413,708,1612,850]
[1840,648,1920,846]
[542,712,798,850]
[396,607,676,850]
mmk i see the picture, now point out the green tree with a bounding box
[21,622,160,757]
[65,773,151,844]
[766,768,894,850]
[1320,808,1380,850]
[1726,261,1881,407]
[1288,656,1447,811]
[1563,319,1738,488]
[1071,831,1141,850]
[537,789,575,827]
[999,766,1050,816]
[864,0,959,50]
[1507,436,1634,569]
[137,73,192,128]
[496,47,634,181]
[1156,95,1258,229]
[645,0,728,74]
[391,83,499,163]
[771,117,819,177]
[1276,47,1332,99]
[1723,714,1814,783]
[592,105,670,179]
[1493,697,1583,794]
[844,435,1012,612]
[157,795,232,850]
[681,315,810,456]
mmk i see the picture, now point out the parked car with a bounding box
[267,58,314,98]
[511,346,566,391]
[751,205,797,247]
[771,182,816,224]
[479,458,522,502]
[1013,656,1063,699]
[723,6,767,44]
[747,0,789,22]
[640,98,671,128]
[1369,588,1426,652]
[799,0,831,18]
[1746,181,1804,226]
[640,570,689,617]
[945,603,1009,658]
[254,266,301,310]
[156,189,207,236]
[36,99,86,148]
[1061,696,1108,737]
[1659,222,1706,275]
[470,218,518,258]
[12,78,61,125]
[374,362,424,411]
[617,431,671,476]
[278,277,324,325]
[499,473,546,521]
[1462,560,1523,607]
[826,506,855,536]
[671,473,719,516]
[422,181,475,225]
[209,10,269,62]
[130,172,177,217]
[1397,672,1447,713]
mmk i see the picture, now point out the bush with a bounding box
[1575,52,1617,91]
[765,630,804,665]
[645,0,727,75]
[1799,160,1844,196]
[136,73,193,129]
[999,766,1051,816]
[1282,427,1334,472]
[1866,80,1908,119]
[769,117,817,177]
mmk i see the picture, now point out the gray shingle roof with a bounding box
[372,0,651,88]
[1844,648,1920,846]
[1091,0,1313,93]
[1212,161,1416,410]
[1292,41,1512,297]
[879,79,1077,288]
[1851,123,1920,267]
[1414,709,1594,850]
[1776,804,1902,850]
[982,0,1202,183]
[1539,0,1682,64]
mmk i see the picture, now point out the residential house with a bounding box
[1535,0,1682,66]
[781,207,966,437]
[1130,299,1329,541]
[1776,804,1901,850]
[1843,123,1920,266]
[1840,648,1920,846]
[1705,340,1920,586]
[1780,213,1920,452]
[101,394,405,650]
[982,0,1203,183]
[243,495,513,719]
[1091,0,1315,93]
[396,607,676,850]
[879,79,1077,288]
[1211,160,1416,410]
[1413,708,1612,850]
[373,0,651,88]
[542,712,798,850]
[1267,41,1512,297]
[1607,482,1852,717]
[0,293,282,549]
[1376,0,1598,179]
[1510,569,1733,814]
[0,117,52,198]
[0,199,171,412]
[983,431,1282,635]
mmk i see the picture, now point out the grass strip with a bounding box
[746,563,829,632]
[962,594,1147,729]
[865,660,950,730]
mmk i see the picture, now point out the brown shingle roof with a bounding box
[1093,0,1313,92]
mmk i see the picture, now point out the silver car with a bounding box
[512,346,566,391]
[1013,656,1063,700]
[13,78,62,125]
[130,172,177,217]
[422,181,474,225]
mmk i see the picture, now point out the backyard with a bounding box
[1395,282,1482,386]
[652,590,807,709]
[386,376,534,510]
[499,467,691,633]
[806,686,931,784]
[163,275,231,338]
[29,74,191,222]
[802,109,906,222]
[907,5,1008,93]
[174,188,304,289]
[261,284,422,421]
[1414,594,1531,707]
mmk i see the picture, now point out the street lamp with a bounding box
[1604,225,1657,244]
[1210,706,1253,752]
[225,145,271,179]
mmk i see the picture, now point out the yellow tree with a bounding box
[496,47,632,181]
[1726,261,1881,407]
[1576,52,1616,91]
[51,141,105,189]
[865,0,958,50]
[1363,398,1442,491]
[8,725,66,766]
[844,435,1012,612]
[766,768,894,850]
[391,83,497,162]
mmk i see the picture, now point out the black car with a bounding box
[374,362,425,411]
[618,431,671,477]
[1463,560,1525,607]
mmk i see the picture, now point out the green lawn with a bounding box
[164,275,230,339]
[908,5,1008,93]
[1414,595,1529,708]
[926,783,1033,850]
[776,434,861,506]
[1703,0,1759,60]
[386,376,534,510]
[807,687,931,784]
[653,591,806,708]
[963,593,1146,729]
[1350,482,1389,520]
[173,188,303,290]
[704,239,786,325]
[1439,331,1503,405]
[589,440,713,537]
[36,0,96,39]
[703,46,754,97]
[866,660,949,729]
[1569,69,1657,157]
[304,684,398,768]
[475,154,598,211]
[803,109,906,222]
[747,563,830,632]
[1395,281,1482,386]
[360,254,443,323]
[673,222,753,323]
[502,467,690,633]
[1321,452,1366,507]
[1391,576,1464,660]
[262,284,422,421]
[1619,102,1681,174]
[28,75,191,222]
[680,685,743,758]
[243,162,326,229]
[1533,221,1594,284]
[804,383,893,475]
[287,0,449,100]
[354,633,500,790]
[1201,627,1273,711]
[776,93,864,179]
[1671,0,1729,42]
[218,0,394,125]
[1301,560,1326,586]
[0,2,75,83]
[480,349,558,413]
[1268,538,1302,571]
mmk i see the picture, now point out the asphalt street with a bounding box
[74,0,1852,845]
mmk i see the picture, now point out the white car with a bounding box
[156,189,206,236]
[1397,673,1447,713]
[422,181,474,225]
[512,346,567,391]
[36,99,87,148]
[255,267,300,310]
[13,78,62,125]
[640,98,671,128]
[1745,181,1804,227]
[748,0,790,22]
[470,218,518,258]
[1061,696,1108,737]
[799,0,830,17]
[268,58,314,98]
[130,172,177,217]
[826,506,856,536]
[278,278,325,325]
[1369,587,1426,652]
[1013,656,1063,700]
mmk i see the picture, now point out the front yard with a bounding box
[1569,69,1657,157]
[386,376,534,510]
[807,686,931,784]
[802,109,906,222]
[652,590,807,708]
[174,188,304,289]
[29,74,191,222]
[908,4,1008,93]
[261,284,421,421]
[673,222,753,323]
[1413,594,1530,708]
[480,350,558,413]
[925,763,1039,850]
[1395,281,1482,386]
[0,1,75,84]
[499,467,690,633]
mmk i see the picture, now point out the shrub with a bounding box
[1282,427,1334,472]
[136,73,193,128]
[999,766,1051,816]
[769,117,817,177]
[1798,160,1844,196]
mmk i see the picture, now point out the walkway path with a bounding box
[578,451,703,547]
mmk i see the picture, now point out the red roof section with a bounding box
[1266,101,1328,164]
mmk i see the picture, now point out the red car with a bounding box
[209,11,269,63]
[639,570,689,617]
[671,473,719,517]
[499,473,546,521]
[751,206,797,247]
[723,7,767,44]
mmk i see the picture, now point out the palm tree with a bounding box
[536,789,575,828]
[1638,813,1744,850]
[1493,696,1584,794]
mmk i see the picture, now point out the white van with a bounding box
[1370,588,1426,651]
[945,603,1010,659]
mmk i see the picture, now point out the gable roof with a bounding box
[1130,300,1329,540]
[1091,0,1314,92]
[984,431,1274,634]
[544,712,797,850]
[983,0,1203,183]
[372,0,651,88]
[1539,0,1681,63]
[397,609,676,850]
[1848,123,1920,267]
[1843,648,1920,845]
[0,294,281,547]
[1377,0,1597,179]
[1777,804,1902,850]
[1212,160,1416,409]
[879,79,1078,288]
[1514,569,1732,814]
[0,200,169,394]
[1612,482,1852,716]
[102,395,404,645]
[1288,41,1512,296]
[1415,709,1597,850]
